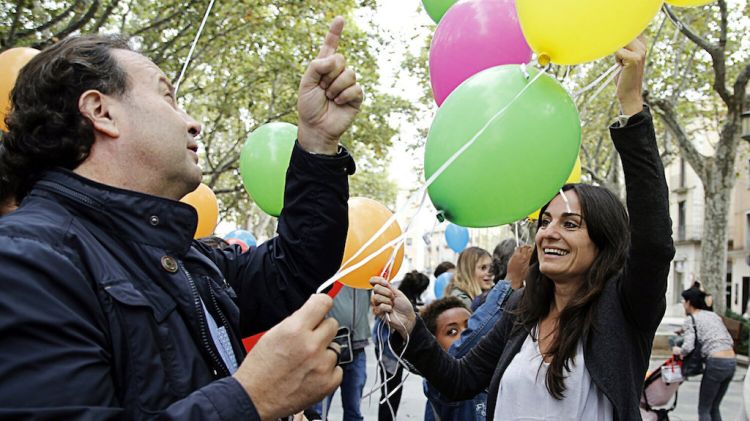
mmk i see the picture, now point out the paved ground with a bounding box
[323,347,747,420]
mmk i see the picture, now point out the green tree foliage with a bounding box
[0,0,414,237]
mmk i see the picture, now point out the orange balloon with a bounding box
[180,183,219,239]
[0,47,39,132]
[339,197,404,289]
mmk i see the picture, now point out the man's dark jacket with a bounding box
[0,142,354,420]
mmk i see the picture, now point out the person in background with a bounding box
[420,297,472,421]
[372,270,429,421]
[673,286,736,421]
[491,239,518,284]
[445,247,493,309]
[435,261,456,279]
[425,245,532,421]
[314,285,371,421]
[422,261,456,305]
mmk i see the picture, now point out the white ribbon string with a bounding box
[317,67,547,295]
[174,0,216,96]
[573,63,619,99]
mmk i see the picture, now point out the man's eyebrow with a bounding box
[159,76,175,95]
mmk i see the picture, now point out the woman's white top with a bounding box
[494,331,614,420]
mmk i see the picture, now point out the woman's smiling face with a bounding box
[535,190,598,285]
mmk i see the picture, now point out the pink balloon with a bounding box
[429,0,532,106]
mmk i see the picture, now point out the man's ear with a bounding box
[78,90,119,138]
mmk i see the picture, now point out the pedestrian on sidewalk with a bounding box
[673,286,736,421]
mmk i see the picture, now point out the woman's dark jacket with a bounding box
[0,142,354,420]
[394,108,675,421]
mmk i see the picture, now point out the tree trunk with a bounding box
[700,179,730,314]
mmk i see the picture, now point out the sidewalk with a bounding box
[323,347,747,420]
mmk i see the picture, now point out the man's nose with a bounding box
[182,109,202,137]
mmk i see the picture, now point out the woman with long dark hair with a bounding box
[370,37,675,420]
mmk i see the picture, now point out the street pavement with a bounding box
[323,346,747,420]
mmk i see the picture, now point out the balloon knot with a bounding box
[435,211,446,223]
[538,53,551,67]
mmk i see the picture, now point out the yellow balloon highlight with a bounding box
[528,156,582,220]
[0,47,40,132]
[180,183,219,239]
[515,0,663,65]
[339,197,404,289]
[666,0,713,6]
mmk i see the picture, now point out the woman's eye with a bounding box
[563,221,579,229]
[539,219,550,228]
[447,328,458,336]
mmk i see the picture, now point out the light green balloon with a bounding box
[239,122,297,216]
[422,0,458,23]
[425,65,581,227]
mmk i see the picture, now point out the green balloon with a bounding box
[239,122,297,216]
[422,0,458,23]
[425,65,581,227]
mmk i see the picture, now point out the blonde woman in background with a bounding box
[445,247,493,309]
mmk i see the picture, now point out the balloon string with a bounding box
[573,63,619,99]
[559,188,572,214]
[514,222,519,246]
[174,0,216,96]
[321,67,546,293]
[577,65,622,124]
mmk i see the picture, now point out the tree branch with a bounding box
[4,0,27,47]
[649,97,707,178]
[49,0,100,44]
[91,0,120,33]
[662,3,732,105]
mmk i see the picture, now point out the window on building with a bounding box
[678,201,686,241]
[680,157,686,188]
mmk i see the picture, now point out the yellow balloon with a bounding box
[0,47,39,132]
[180,183,219,239]
[516,0,663,65]
[528,156,581,220]
[666,0,713,6]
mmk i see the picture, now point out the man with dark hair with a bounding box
[0,17,361,421]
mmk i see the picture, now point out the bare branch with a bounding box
[649,97,707,178]
[662,4,732,107]
[662,4,716,54]
[5,0,27,47]
[47,0,100,45]
[131,0,200,36]
[91,0,120,33]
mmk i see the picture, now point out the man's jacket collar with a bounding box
[32,169,198,255]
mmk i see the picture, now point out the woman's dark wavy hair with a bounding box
[0,35,132,203]
[514,183,630,399]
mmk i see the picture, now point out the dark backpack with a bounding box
[682,314,705,377]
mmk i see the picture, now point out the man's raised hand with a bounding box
[297,16,364,155]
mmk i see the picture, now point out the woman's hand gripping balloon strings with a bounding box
[370,276,417,339]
